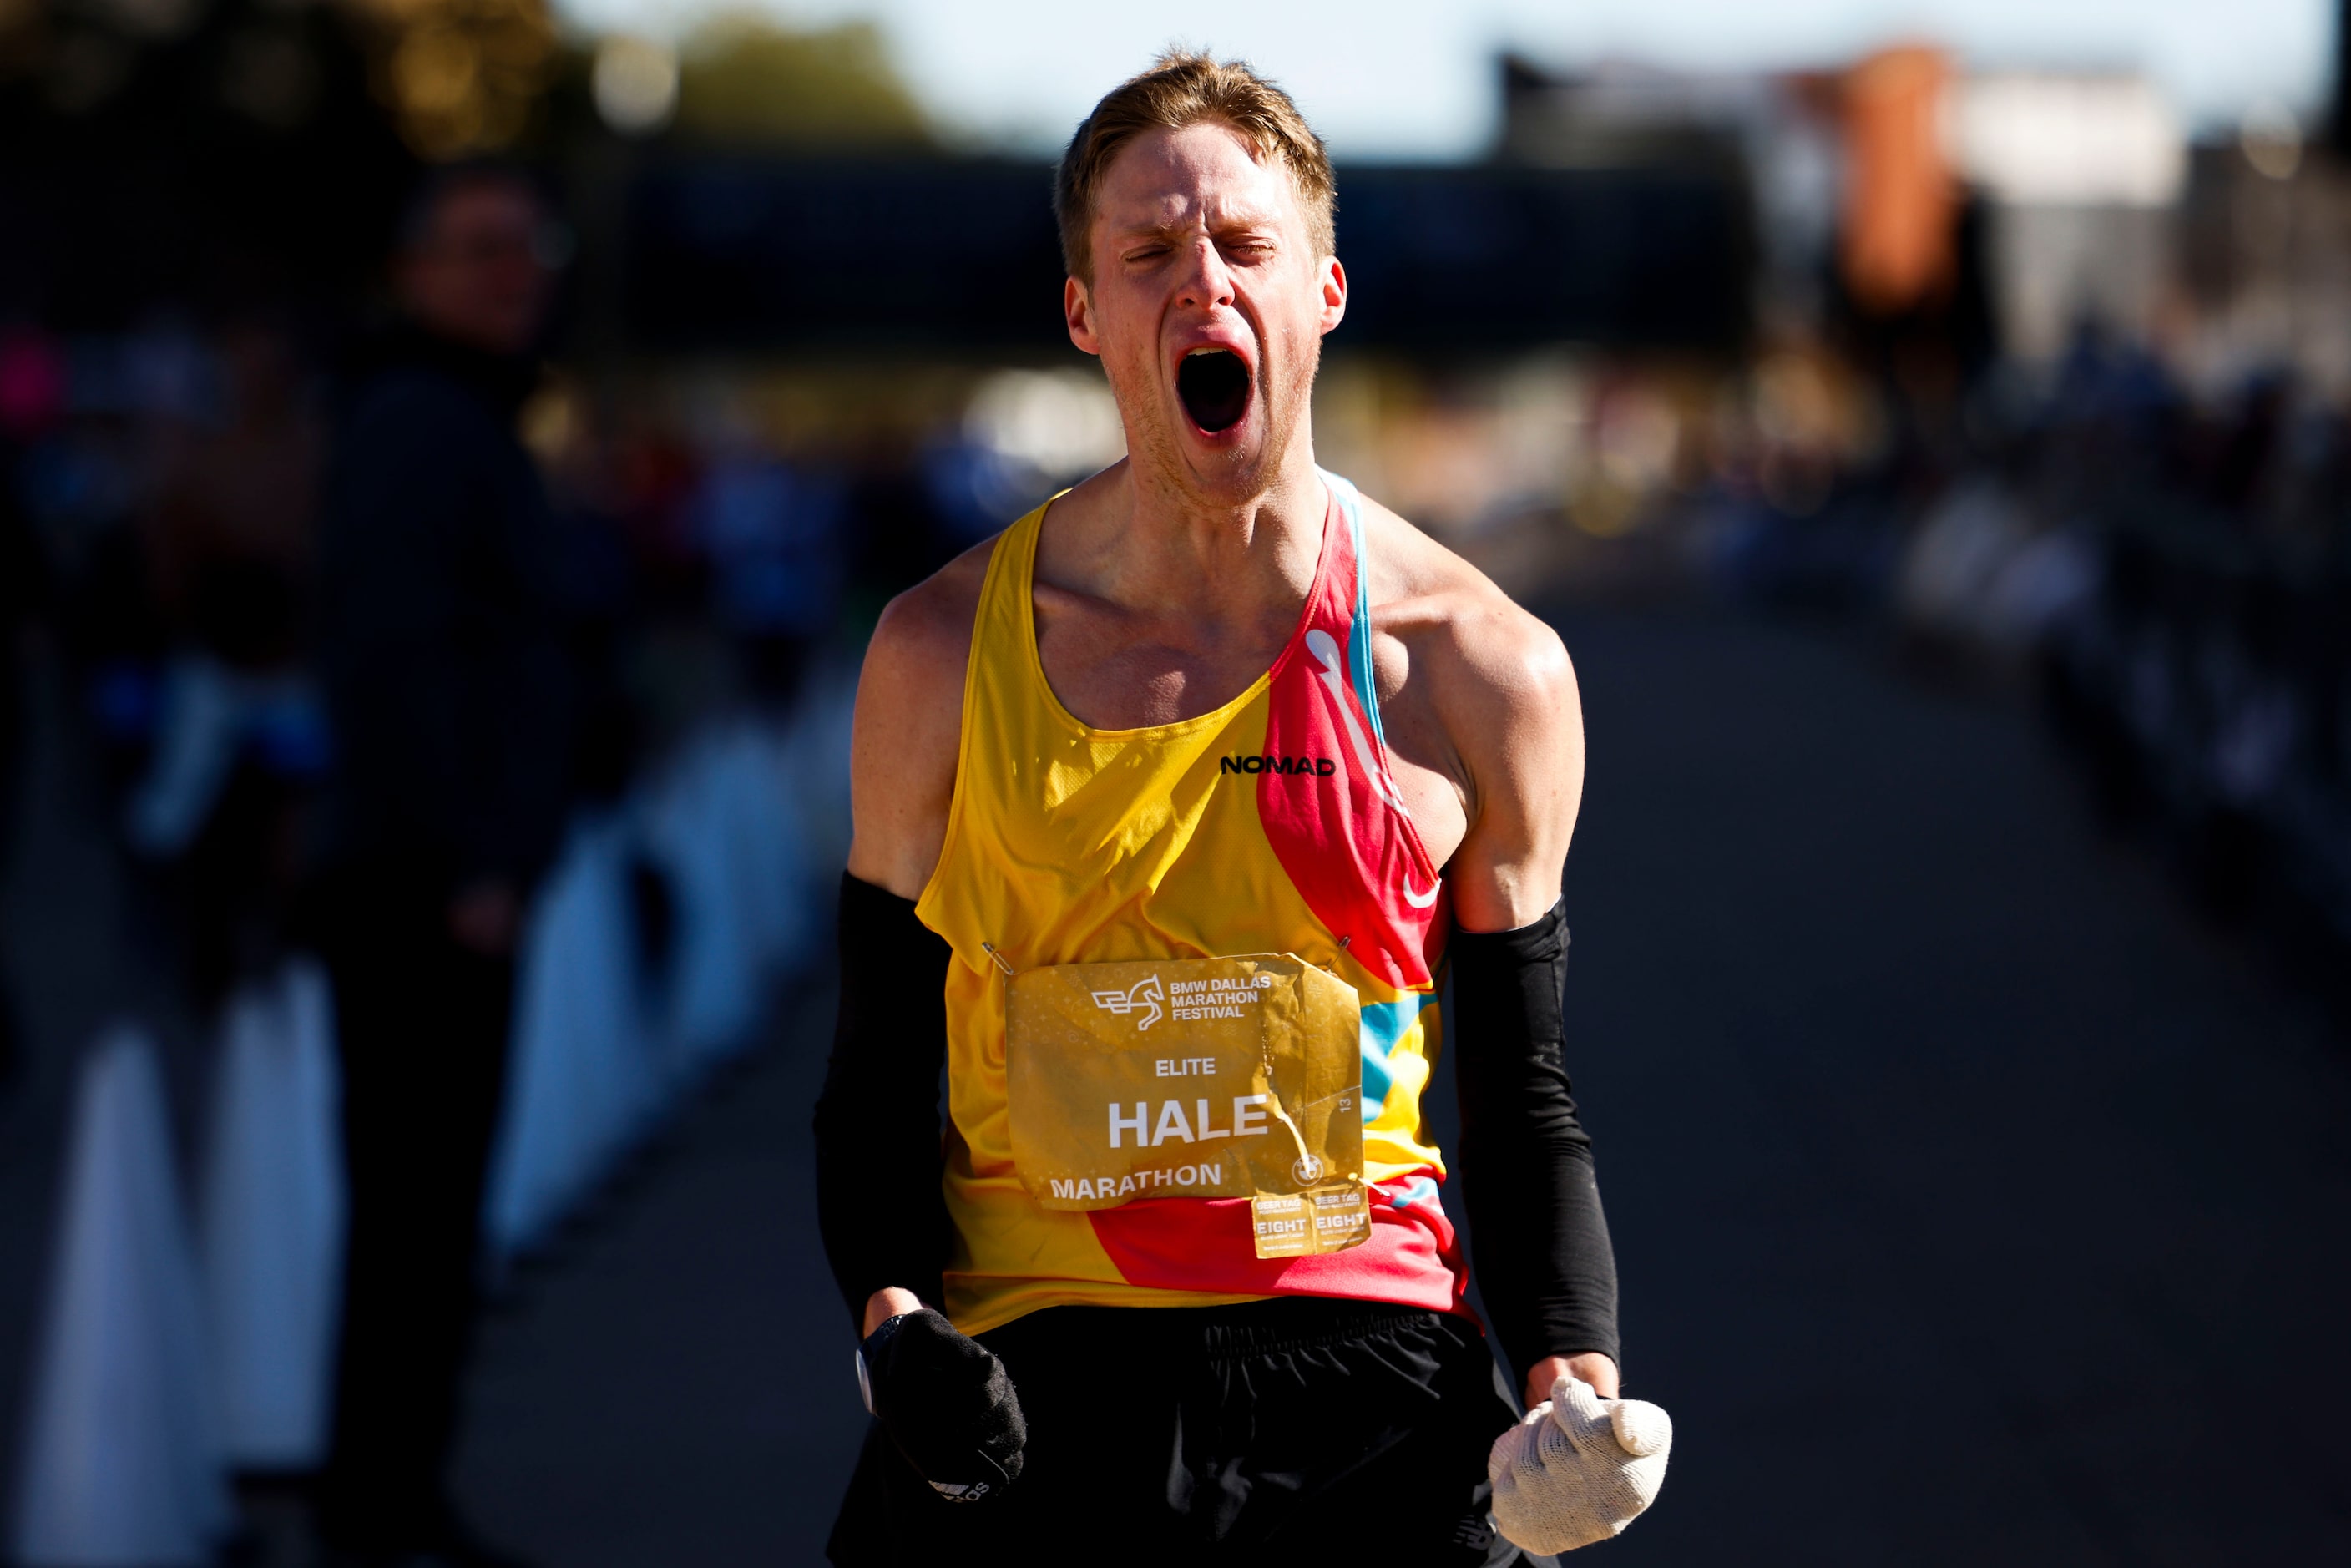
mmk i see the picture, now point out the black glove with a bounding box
[857,1308,1027,1502]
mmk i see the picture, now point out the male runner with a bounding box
[816,53,1666,1565]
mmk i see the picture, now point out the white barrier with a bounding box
[483,707,838,1263]
[776,654,858,884]
[483,815,662,1261]
[715,725,816,979]
[12,696,851,1557]
[643,734,766,1077]
[123,659,321,861]
[197,959,346,1471]
[12,1029,230,1566]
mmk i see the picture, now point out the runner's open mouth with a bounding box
[1177,349,1251,434]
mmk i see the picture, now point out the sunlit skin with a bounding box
[849,119,1614,1405]
[1066,121,1342,513]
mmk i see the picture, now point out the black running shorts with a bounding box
[827,1296,1529,1567]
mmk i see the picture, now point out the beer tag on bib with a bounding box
[1003,953,1366,1260]
[1249,1184,1374,1257]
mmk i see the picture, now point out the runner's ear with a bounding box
[1065,276,1101,357]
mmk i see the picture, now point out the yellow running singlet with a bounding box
[917,473,1469,1335]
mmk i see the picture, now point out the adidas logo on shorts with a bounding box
[929,1479,993,1502]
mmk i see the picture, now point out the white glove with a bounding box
[1488,1374,1673,1555]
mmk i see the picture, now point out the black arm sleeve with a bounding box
[812,873,957,1332]
[1450,899,1622,1379]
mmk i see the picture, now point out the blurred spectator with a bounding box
[313,164,572,1568]
[531,388,648,804]
[0,335,48,1089]
[144,319,319,677]
[688,428,845,706]
[128,317,330,1002]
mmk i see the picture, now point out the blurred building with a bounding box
[1497,44,2216,378]
[1948,70,2185,362]
[1497,52,1831,337]
[2177,131,2351,398]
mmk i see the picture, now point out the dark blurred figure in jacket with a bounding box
[0,435,40,1091]
[315,164,572,1568]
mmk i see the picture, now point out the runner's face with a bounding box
[1067,122,1345,503]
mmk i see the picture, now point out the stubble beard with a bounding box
[1113,336,1320,515]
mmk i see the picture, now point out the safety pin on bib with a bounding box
[980,942,1015,978]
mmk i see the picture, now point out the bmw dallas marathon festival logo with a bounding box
[1092,971,1277,1032]
[1090,974,1165,1030]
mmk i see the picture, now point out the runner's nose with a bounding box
[1175,237,1236,313]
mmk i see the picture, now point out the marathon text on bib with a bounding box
[1004,954,1370,1258]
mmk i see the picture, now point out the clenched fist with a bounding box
[857,1308,1027,1503]
[1488,1374,1671,1554]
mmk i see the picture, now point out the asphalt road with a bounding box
[450,608,2351,1565]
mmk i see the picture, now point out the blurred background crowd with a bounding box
[3,0,2349,1563]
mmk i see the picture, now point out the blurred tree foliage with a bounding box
[674,13,929,147]
[0,0,416,322]
[0,0,938,325]
[345,0,558,159]
[0,0,559,159]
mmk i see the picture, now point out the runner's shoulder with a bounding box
[849,535,999,893]
[863,534,997,703]
[1354,492,1577,724]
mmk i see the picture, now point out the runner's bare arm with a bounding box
[846,544,990,899]
[1358,501,1619,1406]
[841,544,990,1333]
[1354,495,1585,928]
[1425,599,1585,935]
[1428,597,1618,1404]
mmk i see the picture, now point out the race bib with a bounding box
[1003,953,1370,1259]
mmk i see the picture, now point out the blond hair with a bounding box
[1054,50,1336,285]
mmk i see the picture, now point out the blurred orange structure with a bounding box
[1837,45,1956,316]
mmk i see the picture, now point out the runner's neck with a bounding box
[1052,457,1331,627]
